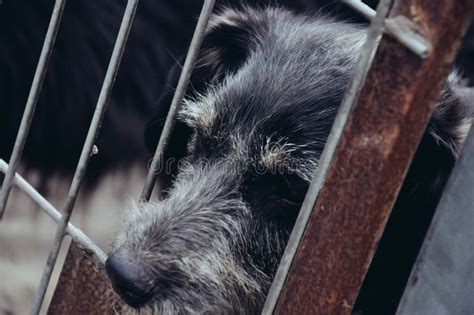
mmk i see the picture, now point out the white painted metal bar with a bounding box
[0,159,106,263]
[342,0,431,57]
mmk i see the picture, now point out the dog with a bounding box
[106,6,473,314]
[0,1,384,312]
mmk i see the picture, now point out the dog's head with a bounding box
[106,7,364,313]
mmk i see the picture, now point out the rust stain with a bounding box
[48,241,125,314]
[352,125,400,159]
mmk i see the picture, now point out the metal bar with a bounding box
[0,0,66,219]
[384,16,431,58]
[0,159,106,263]
[140,0,216,202]
[342,0,379,20]
[262,0,393,313]
[396,126,474,315]
[267,0,474,314]
[30,1,140,313]
[48,241,126,314]
[342,0,431,58]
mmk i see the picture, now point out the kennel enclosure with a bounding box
[0,0,473,313]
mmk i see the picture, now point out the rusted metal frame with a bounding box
[262,0,393,313]
[30,0,140,313]
[342,0,430,57]
[0,159,106,263]
[265,0,474,314]
[0,0,66,220]
[396,126,474,315]
[48,241,126,314]
[140,0,216,202]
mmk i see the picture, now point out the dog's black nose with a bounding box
[105,249,154,308]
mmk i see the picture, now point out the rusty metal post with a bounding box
[48,241,125,314]
[268,1,474,314]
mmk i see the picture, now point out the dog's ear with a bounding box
[144,57,192,159]
[195,8,268,83]
[144,8,269,158]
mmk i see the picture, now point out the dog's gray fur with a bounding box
[109,7,473,314]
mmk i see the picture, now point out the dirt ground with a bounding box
[0,164,149,314]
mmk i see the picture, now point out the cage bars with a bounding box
[0,159,106,263]
[342,0,430,58]
[140,0,216,202]
[262,0,394,312]
[264,0,474,314]
[29,0,140,313]
[342,0,375,20]
[0,0,66,220]
[0,0,472,313]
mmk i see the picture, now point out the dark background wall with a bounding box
[0,0,383,185]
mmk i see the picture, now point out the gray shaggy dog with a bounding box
[106,7,473,314]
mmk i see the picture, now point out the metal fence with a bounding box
[0,0,472,314]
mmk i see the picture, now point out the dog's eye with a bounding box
[280,192,304,206]
[270,174,307,207]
